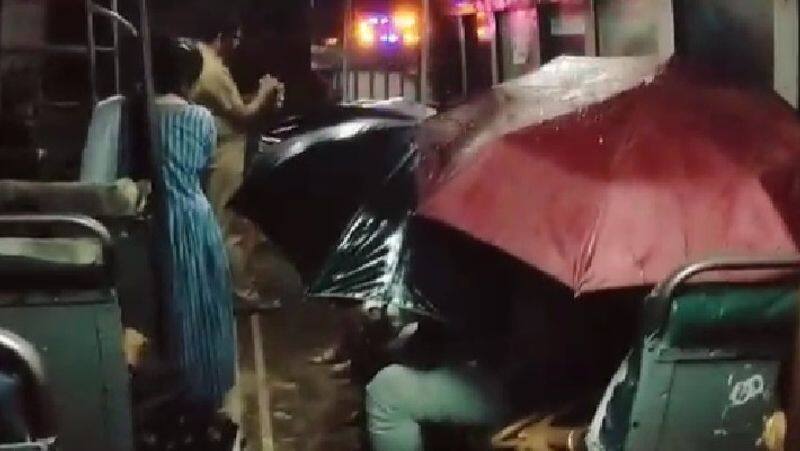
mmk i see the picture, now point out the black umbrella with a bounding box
[231,105,425,280]
[309,150,522,327]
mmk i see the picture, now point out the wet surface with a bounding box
[261,303,364,451]
[238,243,365,451]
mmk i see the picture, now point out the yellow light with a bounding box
[454,3,477,15]
[393,12,417,29]
[403,32,420,46]
[476,9,492,42]
[356,21,375,47]
[477,26,490,41]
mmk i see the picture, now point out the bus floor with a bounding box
[235,246,364,451]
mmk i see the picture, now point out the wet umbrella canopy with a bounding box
[312,56,800,316]
[231,104,427,280]
[310,158,523,325]
[418,57,800,293]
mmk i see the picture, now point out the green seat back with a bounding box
[599,283,798,451]
[665,284,797,351]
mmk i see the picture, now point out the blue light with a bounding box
[388,34,399,43]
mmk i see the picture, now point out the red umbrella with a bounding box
[416,57,800,294]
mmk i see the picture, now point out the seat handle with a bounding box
[646,255,800,338]
[0,214,115,272]
[652,255,800,300]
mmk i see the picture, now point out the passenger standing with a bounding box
[187,15,284,305]
[151,38,235,408]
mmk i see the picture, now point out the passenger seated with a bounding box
[358,229,638,451]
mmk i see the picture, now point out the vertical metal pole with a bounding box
[591,0,601,57]
[415,65,421,101]
[111,0,121,94]
[490,11,499,85]
[138,0,158,167]
[458,15,468,98]
[420,0,430,104]
[85,0,98,105]
[354,69,360,100]
[0,0,4,113]
[138,0,174,363]
[341,0,352,101]
[384,70,390,99]
[369,70,375,98]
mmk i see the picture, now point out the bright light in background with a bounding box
[476,9,492,42]
[393,10,420,47]
[452,1,495,42]
[355,11,421,49]
[357,21,375,47]
[454,1,477,15]
[403,32,420,46]
[393,12,417,29]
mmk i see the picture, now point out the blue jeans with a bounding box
[366,364,506,451]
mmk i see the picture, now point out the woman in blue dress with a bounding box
[151,38,235,408]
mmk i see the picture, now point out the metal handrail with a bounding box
[651,255,800,300]
[88,3,138,37]
[0,329,54,442]
[85,0,139,104]
[0,215,115,271]
[643,255,800,342]
[0,330,46,398]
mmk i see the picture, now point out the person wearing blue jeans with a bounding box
[365,363,507,451]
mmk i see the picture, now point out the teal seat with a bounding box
[664,285,796,351]
[597,257,799,451]
[0,216,134,451]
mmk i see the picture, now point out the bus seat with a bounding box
[0,179,144,217]
[664,285,796,350]
[0,237,107,290]
[0,215,134,451]
[596,262,799,451]
[80,94,147,184]
[0,237,102,264]
[80,95,125,183]
[0,180,159,340]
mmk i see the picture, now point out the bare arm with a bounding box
[193,67,283,128]
[492,415,589,451]
[220,74,283,126]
